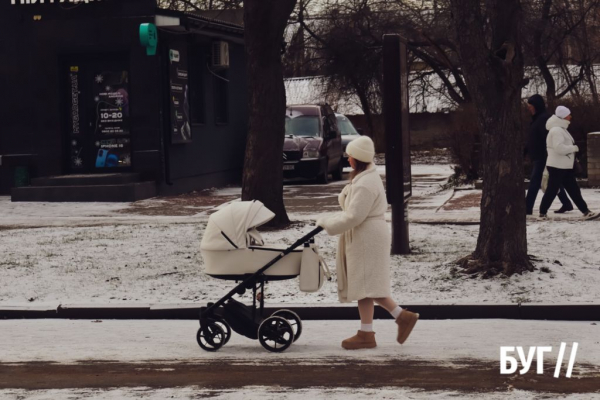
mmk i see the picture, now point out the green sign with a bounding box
[139,23,158,56]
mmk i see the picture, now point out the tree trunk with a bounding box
[242,0,296,227]
[449,0,533,276]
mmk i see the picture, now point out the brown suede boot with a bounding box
[396,310,419,344]
[341,330,377,350]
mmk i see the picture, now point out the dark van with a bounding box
[283,104,343,184]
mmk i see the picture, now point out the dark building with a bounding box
[0,0,247,201]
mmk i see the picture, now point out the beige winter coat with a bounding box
[316,165,391,303]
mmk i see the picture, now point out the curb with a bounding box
[1,304,599,321]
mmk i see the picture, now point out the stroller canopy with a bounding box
[201,200,275,251]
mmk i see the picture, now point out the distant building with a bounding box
[0,0,248,201]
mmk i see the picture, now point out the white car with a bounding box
[336,113,362,166]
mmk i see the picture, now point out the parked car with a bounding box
[336,113,362,167]
[283,104,343,184]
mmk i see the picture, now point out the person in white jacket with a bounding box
[316,136,419,350]
[539,106,598,220]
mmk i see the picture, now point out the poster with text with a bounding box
[169,44,192,144]
[93,70,130,136]
[94,138,132,169]
[68,66,85,170]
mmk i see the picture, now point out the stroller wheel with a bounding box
[214,318,232,345]
[258,316,295,353]
[197,322,226,352]
[271,309,302,342]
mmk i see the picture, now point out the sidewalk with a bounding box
[2,164,598,227]
[1,319,599,396]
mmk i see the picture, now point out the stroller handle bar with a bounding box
[288,226,324,251]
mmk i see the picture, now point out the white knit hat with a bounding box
[346,136,375,163]
[556,105,571,119]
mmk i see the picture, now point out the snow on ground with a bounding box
[1,387,597,400]
[1,219,599,306]
[2,316,599,398]
[0,197,205,229]
[0,162,599,306]
[1,319,598,365]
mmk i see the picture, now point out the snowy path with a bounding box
[2,387,598,400]
[1,319,599,397]
[1,319,598,365]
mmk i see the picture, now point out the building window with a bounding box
[214,70,229,125]
[189,46,206,124]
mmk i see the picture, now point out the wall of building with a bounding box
[0,0,249,196]
[162,39,248,194]
[347,112,454,152]
[0,0,162,193]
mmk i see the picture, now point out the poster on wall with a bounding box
[94,138,132,169]
[169,45,192,144]
[68,66,85,170]
[93,70,130,136]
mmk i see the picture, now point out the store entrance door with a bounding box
[62,54,133,173]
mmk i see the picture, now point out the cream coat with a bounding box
[546,115,579,169]
[316,165,391,303]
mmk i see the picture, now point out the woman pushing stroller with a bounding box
[316,136,419,350]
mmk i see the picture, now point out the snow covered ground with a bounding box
[2,319,598,365]
[1,161,600,398]
[0,164,599,306]
[1,213,598,306]
[1,319,599,398]
[2,387,598,400]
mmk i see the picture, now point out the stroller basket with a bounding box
[223,298,262,340]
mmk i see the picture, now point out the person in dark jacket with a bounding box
[524,94,572,215]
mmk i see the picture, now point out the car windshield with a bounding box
[285,115,320,137]
[336,115,359,135]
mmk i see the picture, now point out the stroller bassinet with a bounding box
[200,200,303,279]
[198,200,324,353]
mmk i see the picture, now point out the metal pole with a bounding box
[383,34,411,255]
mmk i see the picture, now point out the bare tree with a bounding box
[290,0,600,122]
[291,0,472,136]
[241,0,297,227]
[523,0,600,107]
[449,0,533,276]
[157,0,242,11]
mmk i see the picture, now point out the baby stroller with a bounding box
[199,200,325,353]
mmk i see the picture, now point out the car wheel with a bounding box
[332,160,343,181]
